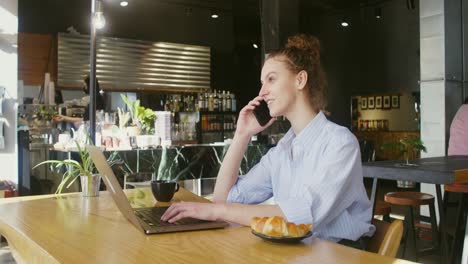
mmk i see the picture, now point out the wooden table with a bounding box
[0,188,413,264]
[363,155,468,263]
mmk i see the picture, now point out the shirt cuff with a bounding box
[277,198,313,224]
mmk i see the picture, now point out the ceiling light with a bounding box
[375,7,382,19]
[93,0,106,29]
[120,1,128,7]
[252,43,258,49]
[340,17,349,27]
[211,13,219,19]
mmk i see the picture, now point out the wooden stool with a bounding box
[384,192,439,262]
[443,184,468,264]
[374,200,391,222]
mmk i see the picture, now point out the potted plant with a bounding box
[381,135,427,188]
[136,106,156,135]
[33,140,101,197]
[121,94,142,136]
[120,94,156,135]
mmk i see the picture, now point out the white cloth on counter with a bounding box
[227,111,375,242]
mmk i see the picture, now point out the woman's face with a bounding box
[259,57,298,117]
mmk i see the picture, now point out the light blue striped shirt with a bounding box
[227,112,375,242]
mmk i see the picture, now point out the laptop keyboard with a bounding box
[135,207,209,227]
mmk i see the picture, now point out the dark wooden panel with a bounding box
[18,33,56,86]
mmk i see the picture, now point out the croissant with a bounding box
[250,216,313,238]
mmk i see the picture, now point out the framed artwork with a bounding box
[391,95,400,109]
[361,97,367,110]
[375,96,382,109]
[368,96,375,109]
[383,95,391,109]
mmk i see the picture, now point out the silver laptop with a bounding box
[86,145,229,234]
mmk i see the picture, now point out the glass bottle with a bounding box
[208,92,214,111]
[222,90,226,112]
[226,91,232,112]
[213,90,219,112]
[231,93,237,112]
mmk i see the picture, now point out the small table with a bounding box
[363,155,468,263]
[0,188,414,264]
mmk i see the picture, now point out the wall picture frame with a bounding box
[383,95,391,109]
[391,95,400,109]
[375,96,382,109]
[361,97,367,110]
[368,96,375,109]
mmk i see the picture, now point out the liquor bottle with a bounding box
[168,95,174,112]
[213,90,219,112]
[164,95,171,111]
[198,93,204,111]
[208,92,214,111]
[222,90,227,112]
[226,91,231,112]
[173,96,179,112]
[231,93,237,112]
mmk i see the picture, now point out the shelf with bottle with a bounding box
[199,113,236,132]
[358,119,389,131]
[197,89,237,113]
[162,89,238,114]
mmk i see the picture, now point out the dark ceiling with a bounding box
[19,0,393,34]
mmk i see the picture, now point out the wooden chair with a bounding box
[374,200,392,221]
[384,191,439,261]
[367,219,404,257]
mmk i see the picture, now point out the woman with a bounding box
[54,75,105,128]
[161,34,375,245]
[448,97,468,155]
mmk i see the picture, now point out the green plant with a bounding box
[33,140,96,195]
[381,136,427,165]
[136,107,155,134]
[120,93,155,134]
[120,94,140,126]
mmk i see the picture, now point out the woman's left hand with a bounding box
[161,202,224,223]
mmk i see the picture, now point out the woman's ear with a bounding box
[296,70,308,91]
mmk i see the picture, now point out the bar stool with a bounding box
[374,200,392,222]
[384,192,439,262]
[443,184,468,264]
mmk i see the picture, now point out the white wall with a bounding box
[0,0,18,184]
[419,0,446,221]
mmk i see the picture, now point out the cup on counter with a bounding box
[151,180,179,202]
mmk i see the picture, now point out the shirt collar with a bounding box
[295,111,327,147]
[277,111,328,149]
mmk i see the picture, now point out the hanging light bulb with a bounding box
[341,16,349,27]
[94,0,106,29]
[375,7,382,19]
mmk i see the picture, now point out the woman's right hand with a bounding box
[53,115,66,122]
[235,96,275,138]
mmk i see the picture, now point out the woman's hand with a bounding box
[161,202,225,223]
[53,115,66,122]
[235,96,275,138]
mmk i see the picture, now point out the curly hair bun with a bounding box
[285,34,321,61]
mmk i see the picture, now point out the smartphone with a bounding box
[253,100,272,126]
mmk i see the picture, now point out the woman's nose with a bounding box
[259,85,268,97]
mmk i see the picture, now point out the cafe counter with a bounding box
[51,143,272,187]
